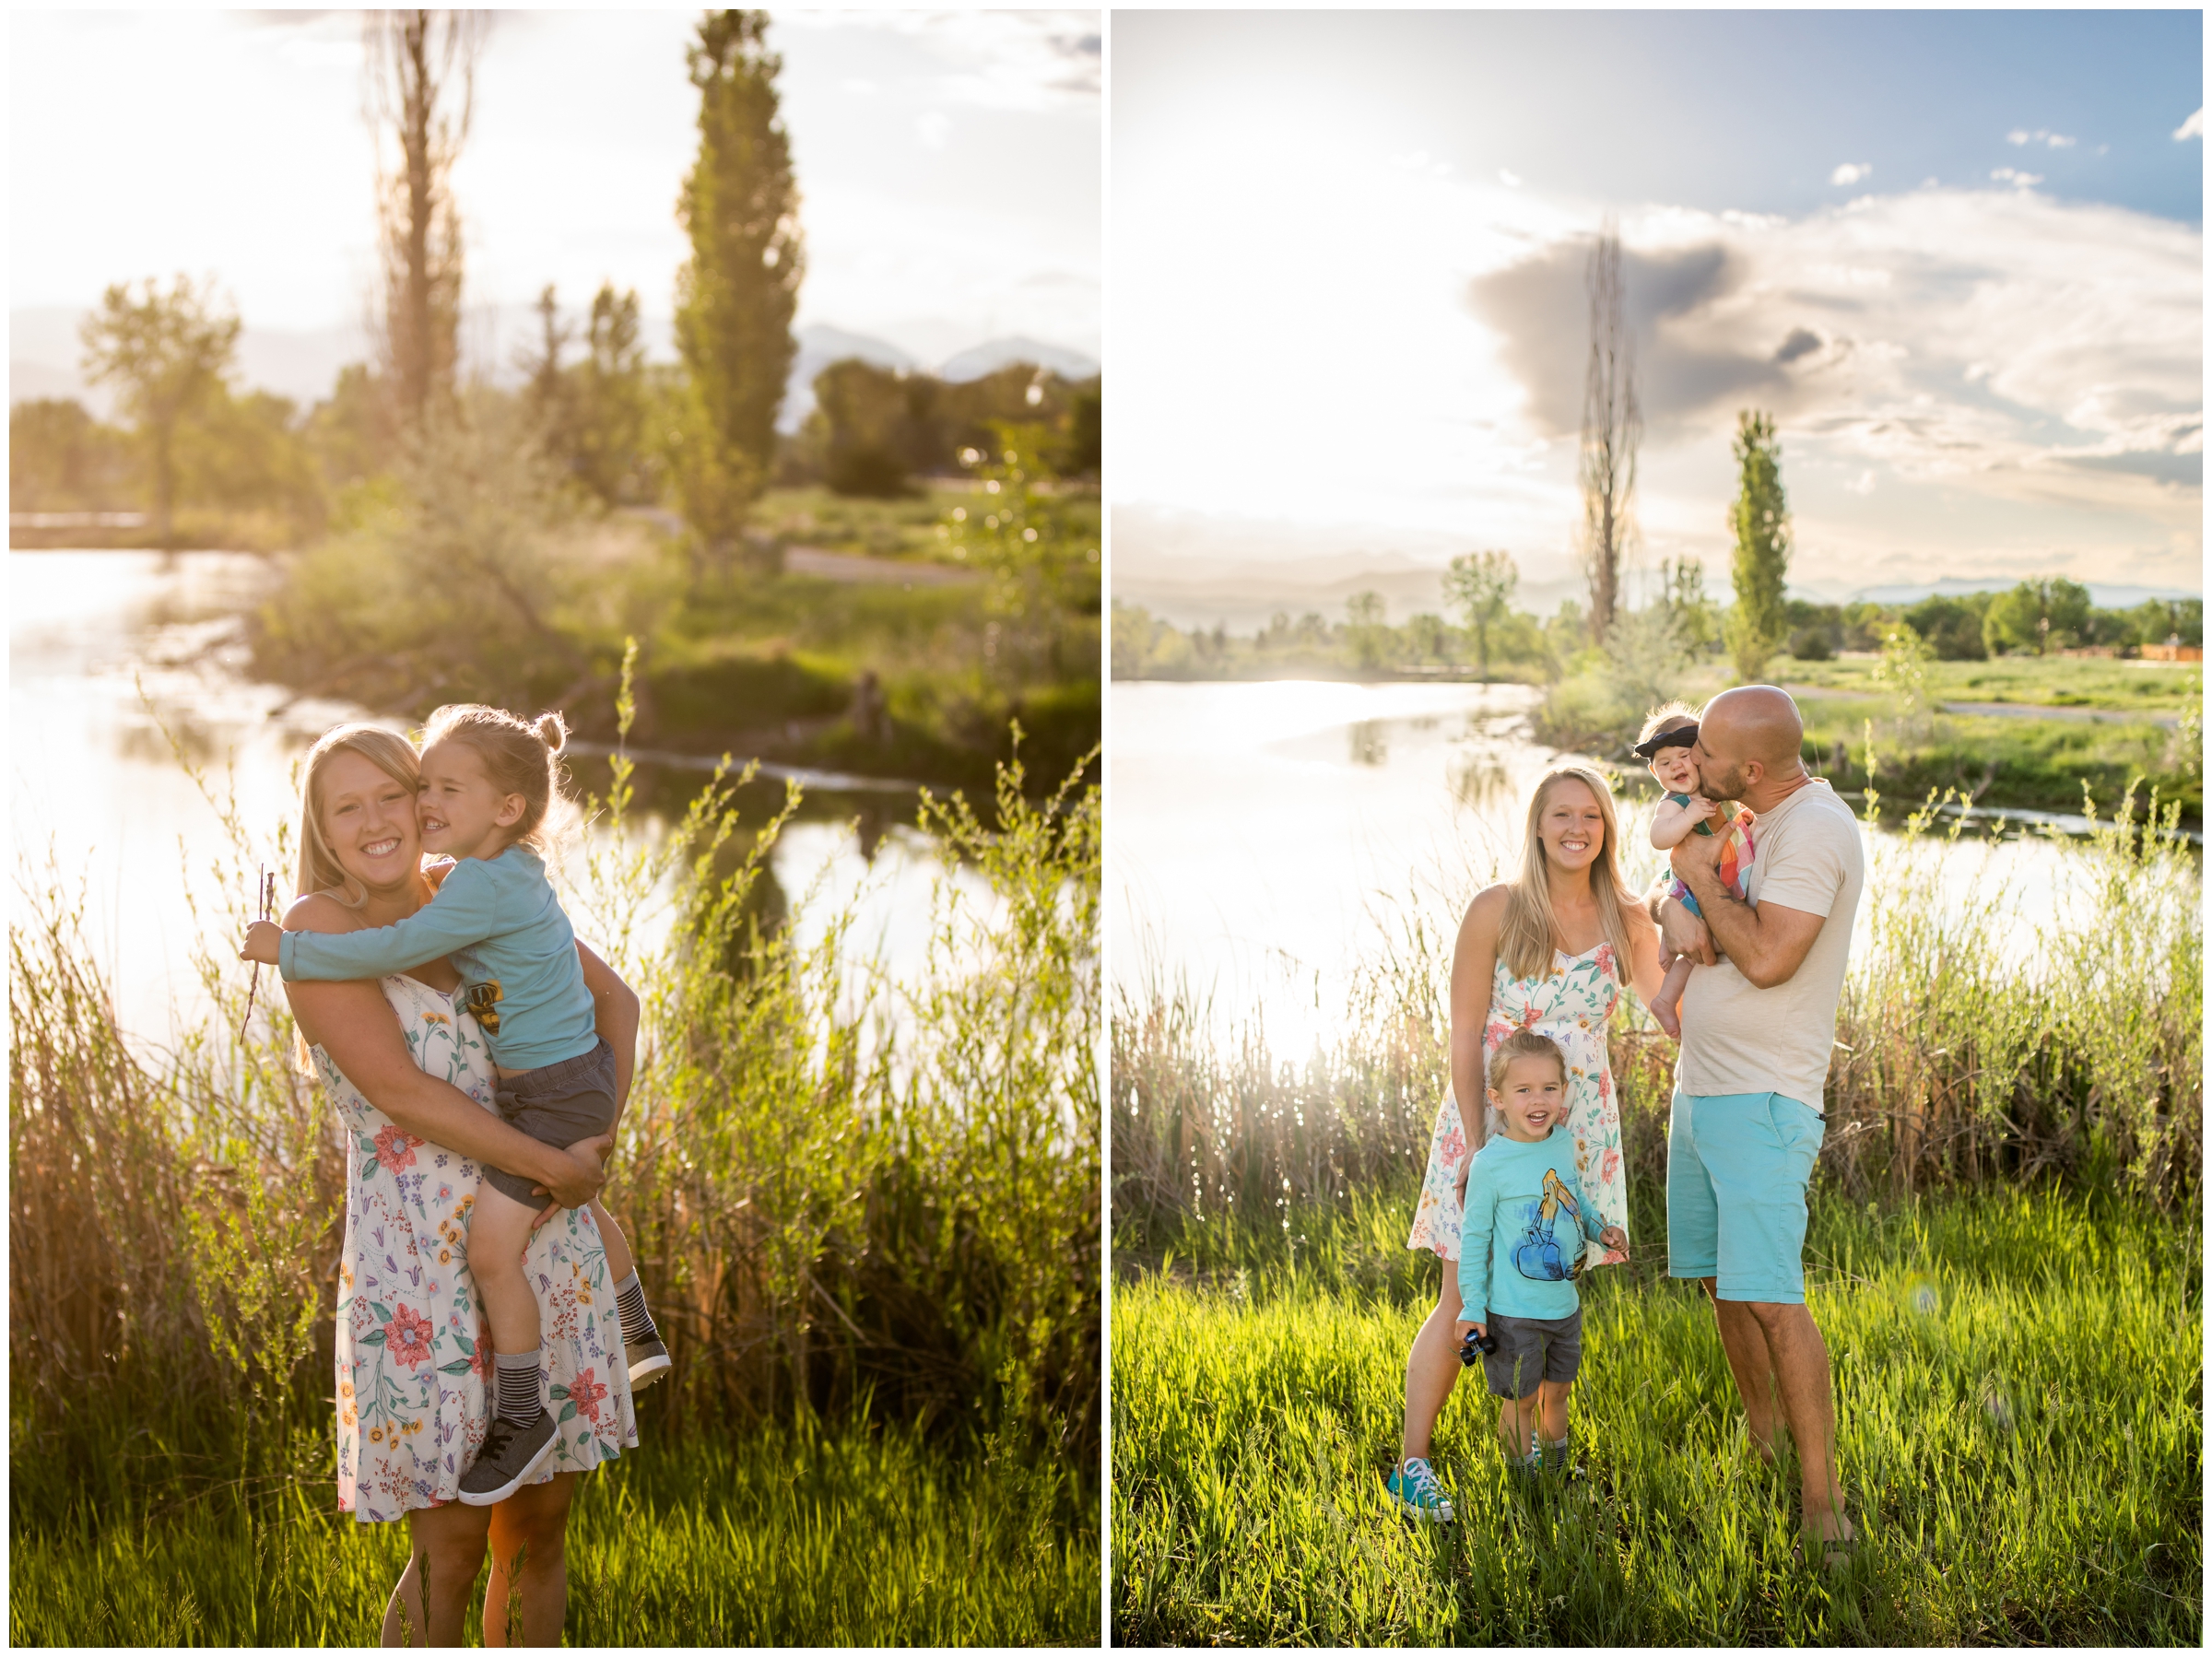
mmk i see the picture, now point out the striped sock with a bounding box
[613,1271,660,1349]
[495,1350,543,1426]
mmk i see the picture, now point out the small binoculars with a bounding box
[1458,1327,1497,1364]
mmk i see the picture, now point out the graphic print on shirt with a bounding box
[465,978,504,1035]
[1509,1168,1586,1283]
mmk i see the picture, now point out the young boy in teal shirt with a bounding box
[1456,1029,1627,1477]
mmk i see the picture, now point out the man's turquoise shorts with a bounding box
[1666,1090,1825,1304]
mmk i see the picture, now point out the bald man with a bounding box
[1645,684,1865,1561]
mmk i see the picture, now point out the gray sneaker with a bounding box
[457,1412,558,1506]
[627,1339,672,1392]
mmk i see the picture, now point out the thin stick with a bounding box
[239,864,271,1043]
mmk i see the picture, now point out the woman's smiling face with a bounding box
[1535,778,1606,873]
[316,749,422,895]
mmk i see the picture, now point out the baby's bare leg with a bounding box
[1496,1392,1539,1461]
[1649,954,1695,1040]
[469,1182,544,1358]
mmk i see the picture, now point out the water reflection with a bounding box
[7,550,967,1047]
[1111,677,2130,1054]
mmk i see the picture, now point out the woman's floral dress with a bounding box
[326,973,637,1523]
[1406,941,1630,1270]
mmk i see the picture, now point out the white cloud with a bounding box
[915,111,951,150]
[1499,168,1523,189]
[841,77,877,98]
[2175,108,2205,140]
[2007,128,2077,149]
[1830,161,1872,186]
[1844,469,1877,496]
[782,9,1100,111]
[1991,168,2043,188]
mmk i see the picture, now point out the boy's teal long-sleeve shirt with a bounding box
[277,846,596,1071]
[1457,1130,1608,1321]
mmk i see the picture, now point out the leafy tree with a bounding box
[1983,578,2091,655]
[302,364,399,495]
[1659,557,1716,654]
[1443,549,1517,682]
[1345,590,1388,669]
[9,399,137,512]
[180,387,329,540]
[674,9,804,558]
[1058,379,1101,478]
[1873,621,1935,735]
[572,284,653,506]
[79,275,241,550]
[1723,410,1790,681]
[1902,594,1990,661]
[812,358,933,498]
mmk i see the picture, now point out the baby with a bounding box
[1633,705,1756,1040]
[243,704,667,1507]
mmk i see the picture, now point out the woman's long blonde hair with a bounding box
[1495,765,1639,982]
[296,723,423,908]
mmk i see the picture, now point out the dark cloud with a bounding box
[1774,327,1823,363]
[1466,237,1783,438]
[2059,450,2204,488]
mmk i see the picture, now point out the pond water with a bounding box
[1109,678,2114,1053]
[8,550,977,1049]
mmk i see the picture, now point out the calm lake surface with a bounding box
[1110,678,2103,1052]
[9,549,975,1048]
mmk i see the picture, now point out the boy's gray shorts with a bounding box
[1480,1308,1583,1398]
[481,1039,619,1207]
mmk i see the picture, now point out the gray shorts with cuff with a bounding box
[480,1038,619,1207]
[1479,1307,1583,1398]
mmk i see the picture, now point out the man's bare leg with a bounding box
[1703,1277,1780,1465]
[1746,1299,1852,1544]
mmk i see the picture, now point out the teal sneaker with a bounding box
[1384,1457,1455,1523]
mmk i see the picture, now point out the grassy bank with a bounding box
[245,404,1101,795]
[1112,1187,2199,1645]
[10,681,1100,1642]
[1115,788,2200,1262]
[10,1424,1094,1646]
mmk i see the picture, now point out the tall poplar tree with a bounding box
[673,10,804,561]
[1724,411,1791,681]
[365,10,482,434]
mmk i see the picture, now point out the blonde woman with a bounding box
[1386,766,1665,1522]
[277,723,638,1643]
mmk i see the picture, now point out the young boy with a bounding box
[1456,1029,1627,1479]
[1632,705,1756,1040]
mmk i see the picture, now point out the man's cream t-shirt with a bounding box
[1677,777,1865,1111]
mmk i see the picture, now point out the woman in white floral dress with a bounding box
[1385,766,1665,1523]
[279,724,639,1645]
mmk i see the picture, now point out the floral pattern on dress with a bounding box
[326,973,638,1523]
[1406,941,1630,1270]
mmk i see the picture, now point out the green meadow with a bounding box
[1112,1188,2200,1646]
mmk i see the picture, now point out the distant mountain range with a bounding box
[7,305,1099,433]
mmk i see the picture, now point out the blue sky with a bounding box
[1114,8,2203,603]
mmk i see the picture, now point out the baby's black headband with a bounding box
[1631,723,1698,759]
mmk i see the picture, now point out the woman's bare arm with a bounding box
[1447,885,1510,1170]
[576,941,640,1122]
[1619,901,1666,1005]
[285,968,608,1211]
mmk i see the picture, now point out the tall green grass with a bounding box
[10,1421,1094,1645]
[1112,1187,2200,1644]
[1113,780,2202,1267]
[9,657,1100,1639]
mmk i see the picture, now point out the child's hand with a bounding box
[1454,1319,1488,1344]
[1598,1225,1628,1253]
[240,920,283,965]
